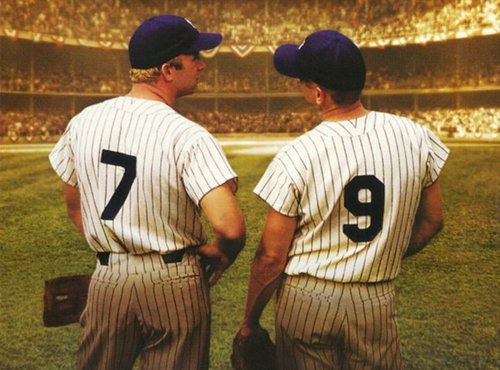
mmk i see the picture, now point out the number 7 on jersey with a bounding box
[100,149,137,220]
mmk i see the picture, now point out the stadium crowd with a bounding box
[395,107,499,138]
[2,1,498,143]
[365,60,499,89]
[0,111,70,142]
[2,60,498,95]
[1,65,130,94]
[2,0,498,45]
[2,108,498,141]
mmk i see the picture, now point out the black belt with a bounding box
[97,250,185,266]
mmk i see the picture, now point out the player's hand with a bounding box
[194,244,231,287]
[237,323,266,338]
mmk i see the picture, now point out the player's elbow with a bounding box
[64,184,81,222]
[66,203,80,222]
[218,216,246,245]
[255,245,288,271]
[209,204,245,241]
[428,212,444,236]
[420,215,444,245]
[254,253,287,275]
[216,218,246,258]
[406,215,444,258]
[432,217,444,238]
[221,229,246,254]
[436,217,444,232]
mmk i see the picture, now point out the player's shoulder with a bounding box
[276,131,307,154]
[172,114,212,142]
[71,96,125,121]
[72,99,108,117]
[381,111,422,128]
[285,123,330,148]
[271,130,318,166]
[378,111,445,152]
[164,114,221,159]
[64,98,113,129]
[376,110,429,136]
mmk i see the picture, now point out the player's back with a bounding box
[63,96,212,254]
[274,111,446,282]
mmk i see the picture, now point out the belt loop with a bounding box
[97,252,110,266]
[161,249,185,264]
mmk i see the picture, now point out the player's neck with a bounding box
[126,84,176,106]
[321,100,368,122]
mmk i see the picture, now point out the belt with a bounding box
[96,250,185,266]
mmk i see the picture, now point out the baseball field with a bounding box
[0,140,498,369]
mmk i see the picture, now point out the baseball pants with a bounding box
[276,274,402,370]
[78,252,210,370]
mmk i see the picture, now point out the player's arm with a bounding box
[198,180,246,286]
[405,180,444,258]
[64,183,84,236]
[238,207,297,336]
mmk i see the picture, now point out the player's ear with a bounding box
[315,87,324,105]
[161,63,175,81]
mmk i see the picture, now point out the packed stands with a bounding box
[2,108,498,142]
[2,0,498,46]
[1,0,498,141]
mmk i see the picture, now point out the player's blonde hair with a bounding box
[128,56,184,83]
[129,66,162,83]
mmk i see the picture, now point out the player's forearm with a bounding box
[405,181,444,258]
[64,184,84,236]
[68,209,85,236]
[241,208,296,329]
[405,218,443,258]
[242,250,287,328]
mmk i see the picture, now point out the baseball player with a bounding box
[235,30,449,369]
[49,15,245,370]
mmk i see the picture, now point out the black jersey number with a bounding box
[100,150,137,220]
[342,175,385,242]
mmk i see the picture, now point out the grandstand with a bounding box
[1,0,499,142]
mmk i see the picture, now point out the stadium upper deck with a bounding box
[1,0,498,50]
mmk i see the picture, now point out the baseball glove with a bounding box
[231,328,276,370]
[43,274,91,327]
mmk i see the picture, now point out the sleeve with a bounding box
[423,128,450,188]
[254,158,300,217]
[48,121,78,187]
[182,133,238,206]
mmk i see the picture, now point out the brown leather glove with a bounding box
[43,274,91,327]
[231,327,276,370]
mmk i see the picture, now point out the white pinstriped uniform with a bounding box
[50,96,237,370]
[254,111,449,369]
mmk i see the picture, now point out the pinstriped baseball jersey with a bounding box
[254,111,449,282]
[50,96,237,255]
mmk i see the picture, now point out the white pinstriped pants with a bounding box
[276,275,402,370]
[78,252,210,370]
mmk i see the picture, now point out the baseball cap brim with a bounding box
[273,44,303,79]
[184,32,222,53]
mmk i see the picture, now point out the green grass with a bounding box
[0,145,498,369]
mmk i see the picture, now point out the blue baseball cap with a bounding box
[129,15,222,69]
[273,30,366,91]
